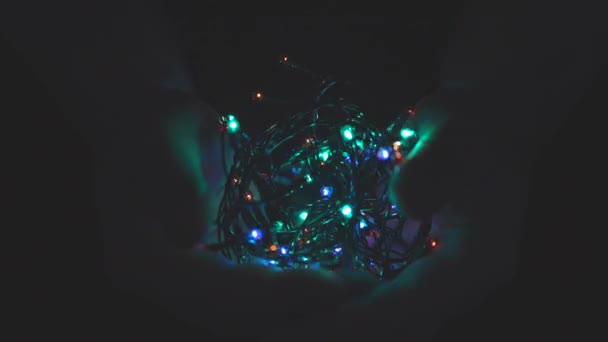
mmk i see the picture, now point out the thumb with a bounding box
[389,93,479,220]
[268,268,377,311]
[263,269,378,340]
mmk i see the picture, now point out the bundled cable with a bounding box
[208,57,434,279]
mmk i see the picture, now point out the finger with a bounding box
[389,96,453,220]
[389,93,490,220]
[268,268,377,311]
[260,268,377,340]
[165,97,233,247]
[334,268,379,294]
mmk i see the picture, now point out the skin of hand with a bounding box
[292,92,528,341]
[92,85,378,338]
[2,3,377,338]
[321,5,606,339]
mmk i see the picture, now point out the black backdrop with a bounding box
[163,9,464,134]
[7,3,602,340]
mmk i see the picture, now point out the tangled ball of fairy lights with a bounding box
[209,59,434,279]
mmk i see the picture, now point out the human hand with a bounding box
[322,91,533,340]
[97,91,377,338]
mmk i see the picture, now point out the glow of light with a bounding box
[299,211,309,221]
[343,129,353,140]
[320,186,333,197]
[280,247,288,255]
[430,240,438,248]
[355,139,364,150]
[269,260,278,265]
[392,141,401,151]
[304,174,313,183]
[377,148,390,160]
[401,128,415,139]
[341,126,354,141]
[319,150,330,162]
[359,220,368,229]
[226,115,239,133]
[340,205,353,218]
[269,244,278,252]
[249,229,262,240]
[245,191,253,201]
[256,92,262,98]
[334,247,342,253]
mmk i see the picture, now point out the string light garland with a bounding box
[208,56,435,280]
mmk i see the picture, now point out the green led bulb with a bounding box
[226,114,239,133]
[341,125,354,141]
[340,204,353,218]
[355,139,365,150]
[400,128,415,139]
[319,149,330,162]
[273,221,285,232]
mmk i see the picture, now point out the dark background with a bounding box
[164,8,463,132]
[5,3,602,340]
[4,6,467,339]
